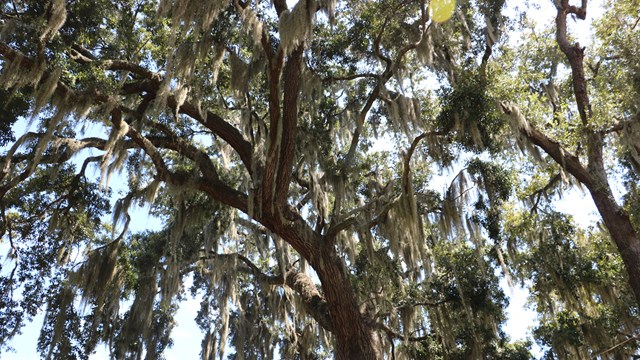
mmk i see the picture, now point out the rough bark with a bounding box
[312,242,382,359]
[589,185,640,304]
[268,209,383,359]
[0,20,385,360]
[556,1,640,305]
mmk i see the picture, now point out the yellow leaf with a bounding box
[429,0,456,23]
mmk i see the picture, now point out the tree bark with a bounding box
[268,210,382,359]
[504,103,640,306]
[589,186,640,303]
[311,242,382,359]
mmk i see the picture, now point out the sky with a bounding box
[1,0,607,359]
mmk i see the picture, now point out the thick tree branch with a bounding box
[555,0,591,125]
[272,0,288,15]
[145,121,219,181]
[275,45,303,205]
[500,102,593,187]
[178,101,253,171]
[283,270,333,332]
[263,46,285,207]
[0,41,253,174]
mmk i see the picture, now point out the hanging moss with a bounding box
[40,0,67,42]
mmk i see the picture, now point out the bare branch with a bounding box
[527,173,563,214]
[402,131,443,194]
[322,72,379,82]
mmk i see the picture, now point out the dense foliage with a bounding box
[0,0,639,359]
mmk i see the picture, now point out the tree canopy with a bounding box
[0,0,639,359]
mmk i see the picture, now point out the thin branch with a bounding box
[528,172,562,214]
[324,191,398,240]
[322,72,379,82]
[402,131,442,194]
[344,9,432,169]
[69,43,161,81]
[375,322,430,342]
[592,333,639,359]
[145,121,219,181]
[343,19,394,168]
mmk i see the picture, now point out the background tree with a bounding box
[0,0,638,359]
[496,0,640,309]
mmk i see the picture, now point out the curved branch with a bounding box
[69,43,161,81]
[344,12,432,169]
[145,121,219,181]
[402,131,442,194]
[343,19,394,169]
[528,172,563,214]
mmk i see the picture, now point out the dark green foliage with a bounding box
[0,88,29,146]
[436,71,505,153]
[436,72,505,153]
[428,242,513,358]
[0,163,110,354]
[504,210,640,358]
[467,158,512,241]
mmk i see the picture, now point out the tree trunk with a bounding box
[312,243,382,359]
[589,186,640,304]
[266,210,382,359]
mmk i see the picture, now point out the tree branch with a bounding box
[402,131,442,194]
[500,102,593,188]
[555,0,591,124]
[0,41,253,175]
[527,172,563,214]
[275,45,303,205]
[262,45,285,208]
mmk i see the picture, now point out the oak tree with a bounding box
[0,0,638,359]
